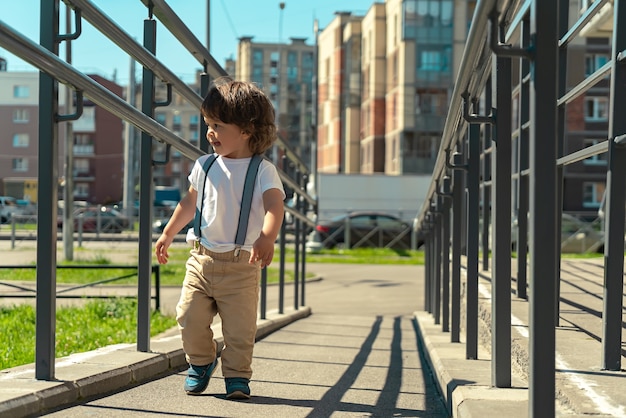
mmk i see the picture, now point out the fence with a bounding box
[0,0,315,381]
[415,1,625,416]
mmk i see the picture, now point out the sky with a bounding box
[1,0,373,85]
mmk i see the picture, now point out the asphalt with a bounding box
[0,238,624,417]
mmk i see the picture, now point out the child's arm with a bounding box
[155,186,197,264]
[249,188,284,268]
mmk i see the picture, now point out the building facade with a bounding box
[151,75,203,192]
[236,36,316,168]
[0,70,124,204]
[316,0,471,176]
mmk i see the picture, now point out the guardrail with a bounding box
[415,1,625,416]
[0,0,316,381]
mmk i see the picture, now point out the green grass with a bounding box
[0,247,422,285]
[304,247,424,264]
[0,298,176,370]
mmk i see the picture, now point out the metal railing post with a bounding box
[440,181,452,333]
[529,1,559,414]
[602,1,626,372]
[448,151,466,343]
[35,0,60,381]
[136,16,157,353]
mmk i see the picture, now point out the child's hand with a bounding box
[155,234,173,264]
[249,235,275,268]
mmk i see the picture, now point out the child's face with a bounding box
[203,116,252,158]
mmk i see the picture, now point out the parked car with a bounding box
[0,196,21,224]
[512,213,604,253]
[57,206,130,233]
[306,211,418,252]
[152,218,193,235]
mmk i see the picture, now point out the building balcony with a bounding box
[73,144,94,155]
[73,170,95,181]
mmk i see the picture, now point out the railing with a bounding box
[0,264,162,311]
[415,0,625,416]
[0,0,316,381]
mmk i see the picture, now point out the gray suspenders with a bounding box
[193,154,263,256]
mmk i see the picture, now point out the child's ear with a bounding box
[241,131,251,140]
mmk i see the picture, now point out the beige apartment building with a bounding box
[317,0,473,175]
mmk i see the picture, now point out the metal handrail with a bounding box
[0,20,203,162]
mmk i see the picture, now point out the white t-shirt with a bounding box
[185,154,285,252]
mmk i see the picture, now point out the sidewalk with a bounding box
[414,256,626,417]
[0,258,448,417]
[2,238,623,417]
[0,240,313,417]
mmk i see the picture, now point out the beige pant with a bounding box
[176,246,260,379]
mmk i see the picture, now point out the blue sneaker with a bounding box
[184,358,218,395]
[225,377,251,399]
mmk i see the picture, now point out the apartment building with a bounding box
[317,0,470,175]
[151,75,203,191]
[0,70,123,204]
[317,12,363,174]
[236,36,316,168]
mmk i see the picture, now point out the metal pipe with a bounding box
[63,0,203,109]
[0,19,203,161]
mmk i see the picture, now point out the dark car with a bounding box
[306,211,417,252]
[58,206,130,233]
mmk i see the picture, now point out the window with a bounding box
[409,135,438,159]
[583,182,604,208]
[74,159,90,174]
[75,183,89,198]
[13,109,29,123]
[252,67,263,84]
[585,54,609,76]
[416,91,446,115]
[419,50,443,71]
[12,133,29,148]
[75,134,92,146]
[12,158,28,172]
[252,49,263,66]
[189,114,199,127]
[287,51,298,80]
[301,52,314,82]
[172,114,182,132]
[584,97,609,121]
[583,139,608,165]
[270,51,279,78]
[13,85,30,98]
[155,113,167,125]
[74,134,94,155]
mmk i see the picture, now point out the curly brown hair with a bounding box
[201,78,277,155]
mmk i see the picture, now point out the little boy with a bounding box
[154,79,285,399]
